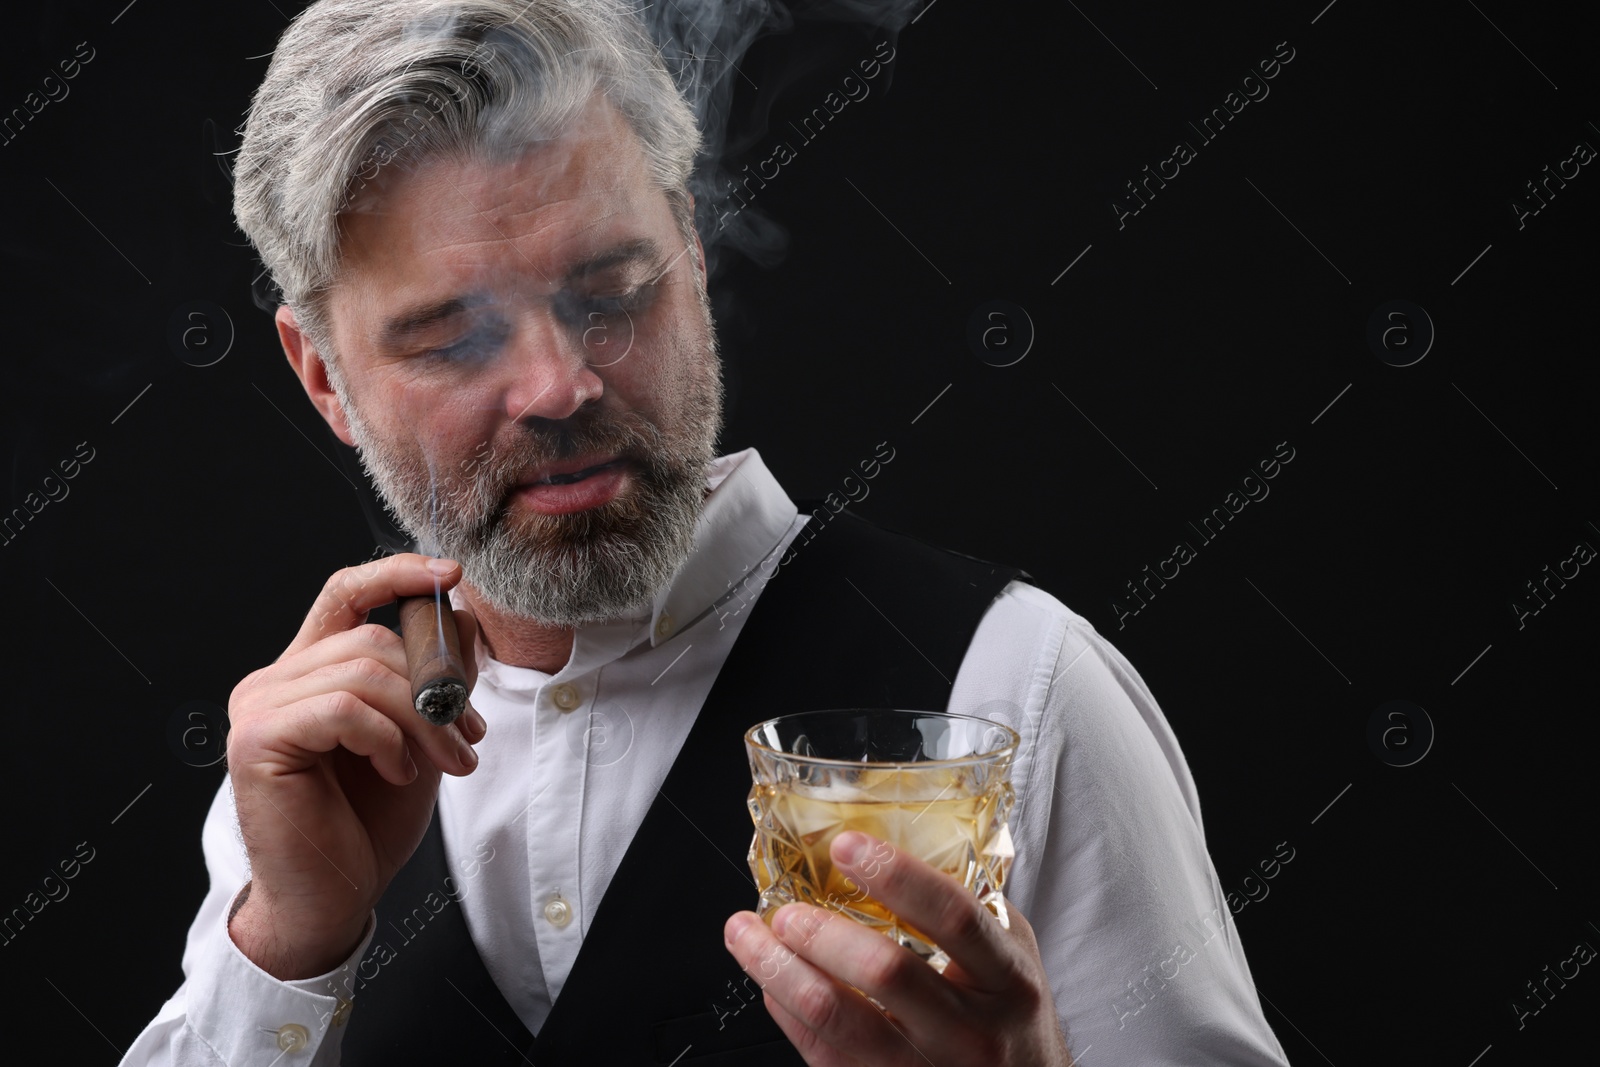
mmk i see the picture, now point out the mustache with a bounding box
[487,410,666,490]
[535,410,658,459]
[435,408,672,532]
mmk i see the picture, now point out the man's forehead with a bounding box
[342,99,652,256]
[330,98,675,327]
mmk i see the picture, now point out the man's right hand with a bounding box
[224,554,487,980]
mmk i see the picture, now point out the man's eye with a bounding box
[426,326,505,364]
[560,286,653,325]
[588,290,642,315]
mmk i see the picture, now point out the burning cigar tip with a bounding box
[416,679,469,726]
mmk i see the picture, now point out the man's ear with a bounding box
[277,305,355,446]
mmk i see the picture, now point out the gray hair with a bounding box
[233,0,702,354]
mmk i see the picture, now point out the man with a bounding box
[124,1,1291,1063]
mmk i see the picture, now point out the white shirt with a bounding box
[121,448,1291,1066]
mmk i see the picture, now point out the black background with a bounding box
[2,0,1597,1061]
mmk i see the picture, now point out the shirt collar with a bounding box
[650,447,798,648]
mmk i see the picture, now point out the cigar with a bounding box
[397,594,469,726]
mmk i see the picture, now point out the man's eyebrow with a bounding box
[565,237,667,281]
[377,296,486,345]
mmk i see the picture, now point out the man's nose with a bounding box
[500,310,605,423]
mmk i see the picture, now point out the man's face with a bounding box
[316,95,722,626]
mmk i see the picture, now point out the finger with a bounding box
[261,626,478,776]
[770,902,957,1044]
[249,691,417,787]
[287,555,463,657]
[831,832,1018,993]
[761,990,870,1067]
[723,912,901,1065]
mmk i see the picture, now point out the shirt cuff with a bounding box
[187,884,376,1066]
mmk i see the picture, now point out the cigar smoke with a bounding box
[246,0,925,316]
[397,456,469,726]
[354,445,466,727]
[638,0,923,278]
[398,590,469,725]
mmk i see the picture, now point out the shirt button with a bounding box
[275,1023,311,1052]
[331,998,353,1028]
[655,613,675,638]
[550,683,581,711]
[543,894,573,928]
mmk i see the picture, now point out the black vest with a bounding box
[342,508,1022,1065]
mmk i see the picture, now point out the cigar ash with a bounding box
[397,593,469,727]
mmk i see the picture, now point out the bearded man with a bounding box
[123,2,1292,1064]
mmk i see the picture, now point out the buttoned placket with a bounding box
[523,615,651,1003]
[435,449,802,1030]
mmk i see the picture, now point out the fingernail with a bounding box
[833,831,870,868]
[465,706,488,740]
[458,739,478,768]
[403,751,419,782]
[771,905,794,937]
[725,912,753,946]
[427,557,457,575]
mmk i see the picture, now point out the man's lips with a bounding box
[519,455,626,487]
[512,456,630,515]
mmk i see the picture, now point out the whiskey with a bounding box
[747,766,1014,968]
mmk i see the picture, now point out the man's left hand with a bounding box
[723,831,1074,1066]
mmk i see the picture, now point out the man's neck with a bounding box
[455,583,576,674]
